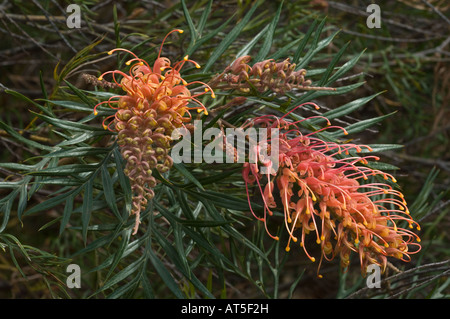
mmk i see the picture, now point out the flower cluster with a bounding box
[242,103,421,276]
[94,30,214,234]
[214,55,336,94]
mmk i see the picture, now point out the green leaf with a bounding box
[320,92,385,121]
[181,0,197,52]
[292,19,318,64]
[59,194,75,235]
[0,192,17,233]
[99,254,145,293]
[46,100,93,113]
[57,131,112,147]
[82,176,95,243]
[289,81,365,110]
[28,164,99,176]
[113,147,132,214]
[172,163,205,190]
[101,164,121,220]
[186,189,253,211]
[32,112,105,133]
[254,0,283,62]
[17,184,28,221]
[105,228,132,281]
[236,24,269,58]
[5,89,53,117]
[25,187,80,216]
[297,29,339,70]
[147,247,185,298]
[358,144,404,154]
[64,80,95,108]
[203,1,260,72]
[326,49,366,84]
[331,112,396,137]
[44,146,110,158]
[197,0,212,35]
[366,161,400,171]
[0,121,53,152]
[318,41,349,86]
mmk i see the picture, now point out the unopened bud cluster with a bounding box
[216,55,335,94]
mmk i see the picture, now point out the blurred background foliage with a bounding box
[0,0,448,298]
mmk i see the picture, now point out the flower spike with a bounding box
[92,30,212,234]
[242,113,421,276]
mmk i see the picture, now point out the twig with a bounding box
[421,0,450,25]
[418,200,450,223]
[346,259,450,299]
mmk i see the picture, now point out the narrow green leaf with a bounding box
[292,19,318,64]
[64,80,95,108]
[254,0,283,61]
[0,121,53,152]
[181,0,197,52]
[358,144,404,154]
[101,164,121,220]
[297,30,339,70]
[197,0,212,35]
[32,112,105,132]
[289,81,365,109]
[17,184,28,221]
[25,187,80,216]
[5,89,53,117]
[326,49,366,84]
[320,92,384,121]
[318,41,349,86]
[147,248,185,298]
[106,274,140,299]
[366,161,400,171]
[186,15,235,57]
[187,189,260,211]
[71,232,116,258]
[28,164,99,176]
[236,24,269,58]
[172,163,205,190]
[105,228,132,281]
[82,176,94,243]
[46,100,93,112]
[39,71,48,101]
[44,146,110,158]
[332,112,396,137]
[203,1,260,72]
[113,147,132,213]
[57,131,112,147]
[0,192,17,232]
[59,194,74,235]
[99,255,145,292]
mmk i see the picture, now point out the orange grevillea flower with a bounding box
[242,103,421,276]
[94,29,214,234]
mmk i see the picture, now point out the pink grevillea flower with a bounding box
[242,103,421,277]
[94,29,215,234]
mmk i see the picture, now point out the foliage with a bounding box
[0,0,448,299]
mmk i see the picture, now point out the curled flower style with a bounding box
[213,55,336,94]
[94,29,214,234]
[242,103,421,276]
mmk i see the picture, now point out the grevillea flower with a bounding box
[242,103,421,276]
[213,55,336,94]
[94,29,214,234]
